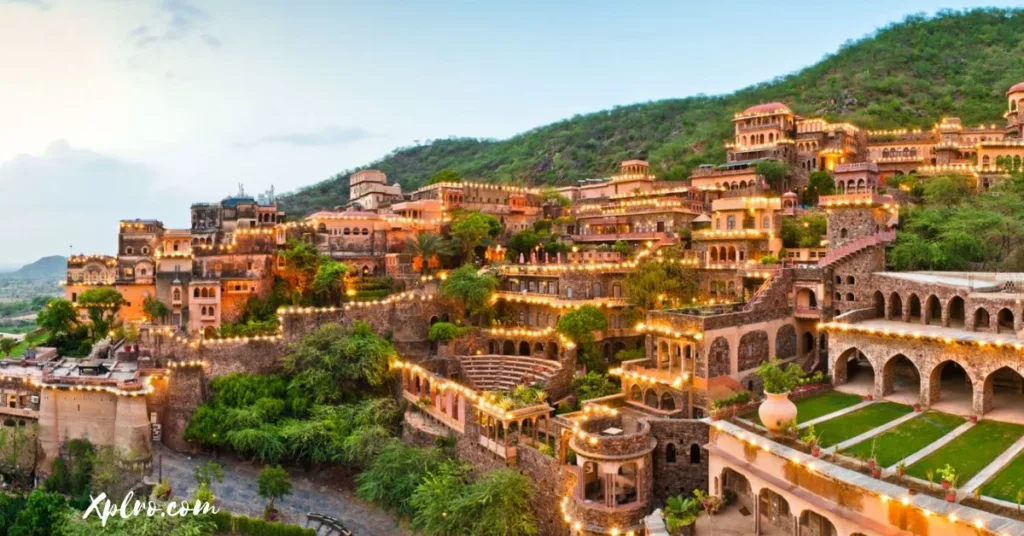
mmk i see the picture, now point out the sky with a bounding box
[0,0,1019,267]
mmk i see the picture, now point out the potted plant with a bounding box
[663,494,699,535]
[801,425,820,457]
[926,469,935,491]
[896,462,906,481]
[912,403,921,412]
[756,359,805,432]
[866,438,879,476]
[970,415,979,423]
[945,476,958,503]
[938,464,956,490]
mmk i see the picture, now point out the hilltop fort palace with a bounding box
[14,81,1024,535]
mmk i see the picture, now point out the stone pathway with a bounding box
[961,434,1024,495]
[828,410,921,453]
[798,400,874,430]
[886,420,975,471]
[155,446,408,536]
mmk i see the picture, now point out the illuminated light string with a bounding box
[711,421,997,534]
[491,292,628,309]
[819,321,1024,351]
[483,327,575,349]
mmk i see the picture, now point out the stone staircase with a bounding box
[457,354,563,391]
[743,269,791,312]
[818,230,896,269]
[305,513,353,536]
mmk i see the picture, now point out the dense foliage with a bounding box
[184,323,401,464]
[889,173,1024,271]
[623,256,698,310]
[781,213,828,249]
[571,372,620,405]
[280,9,1024,216]
[439,264,499,322]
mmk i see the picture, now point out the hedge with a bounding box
[210,511,316,536]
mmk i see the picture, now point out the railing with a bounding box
[818,230,896,268]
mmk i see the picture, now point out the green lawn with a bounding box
[981,448,1024,501]
[4,331,48,358]
[841,411,965,468]
[907,420,1024,483]
[813,402,913,448]
[744,391,863,426]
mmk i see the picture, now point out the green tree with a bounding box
[36,298,77,338]
[9,490,65,536]
[279,239,324,302]
[142,295,170,324]
[623,259,698,310]
[540,187,570,207]
[75,288,125,339]
[571,372,619,404]
[0,338,14,357]
[256,465,292,515]
[410,462,468,536]
[802,170,835,206]
[755,160,789,191]
[450,212,501,260]
[194,461,224,487]
[780,213,828,249]
[358,443,447,517]
[283,322,394,408]
[556,306,607,346]
[0,495,25,536]
[663,494,700,532]
[455,469,537,536]
[922,174,974,208]
[611,240,631,256]
[440,265,498,322]
[406,232,447,274]
[428,322,469,342]
[312,259,348,306]
[505,230,541,261]
[428,168,463,184]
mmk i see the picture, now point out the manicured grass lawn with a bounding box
[981,450,1024,501]
[907,420,1024,483]
[744,391,863,426]
[841,411,965,468]
[4,330,47,358]
[813,402,913,448]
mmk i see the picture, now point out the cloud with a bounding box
[129,0,220,49]
[236,127,375,148]
[0,0,51,10]
[0,141,189,265]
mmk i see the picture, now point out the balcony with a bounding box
[572,232,669,243]
[794,306,821,319]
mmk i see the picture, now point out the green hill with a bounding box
[1,256,66,280]
[280,8,1024,218]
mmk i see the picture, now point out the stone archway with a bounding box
[644,388,659,408]
[907,294,922,322]
[519,341,531,356]
[799,509,838,536]
[928,360,973,414]
[984,367,1024,423]
[833,347,875,396]
[737,330,769,372]
[503,340,516,355]
[888,292,903,320]
[948,296,965,328]
[721,467,753,508]
[758,487,792,534]
[925,295,941,325]
[872,291,885,318]
[775,325,797,360]
[881,354,920,402]
[997,308,1015,334]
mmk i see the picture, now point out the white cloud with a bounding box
[0,141,189,265]
[236,127,375,148]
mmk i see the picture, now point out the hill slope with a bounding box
[1,256,66,280]
[280,8,1024,217]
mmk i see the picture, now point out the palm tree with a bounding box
[406,232,446,275]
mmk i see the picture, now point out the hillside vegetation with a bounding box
[280,8,1024,217]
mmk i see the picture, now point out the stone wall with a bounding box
[518,445,573,536]
[162,367,206,452]
[737,330,769,371]
[648,419,710,506]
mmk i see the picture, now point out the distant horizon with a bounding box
[2,1,1021,265]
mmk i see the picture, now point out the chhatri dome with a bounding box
[741,102,792,115]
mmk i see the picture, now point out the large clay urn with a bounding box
[758,391,797,432]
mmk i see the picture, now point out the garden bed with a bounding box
[907,420,1024,483]
[841,411,965,468]
[813,402,912,448]
[981,448,1024,502]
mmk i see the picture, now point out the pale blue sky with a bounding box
[0,0,1019,266]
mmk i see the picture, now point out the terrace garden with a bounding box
[744,391,862,426]
[907,420,1024,483]
[812,402,913,448]
[841,411,965,468]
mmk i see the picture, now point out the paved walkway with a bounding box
[886,421,975,471]
[155,446,408,536]
[961,434,1024,495]
[798,400,874,430]
[829,410,921,453]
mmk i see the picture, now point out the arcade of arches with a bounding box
[829,337,1024,422]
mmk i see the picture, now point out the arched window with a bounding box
[690,444,701,464]
[840,228,848,239]
[846,276,855,285]
[173,289,181,301]
[362,228,369,235]
[343,228,351,235]
[666,443,677,463]
[193,288,200,298]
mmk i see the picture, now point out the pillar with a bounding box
[976,377,992,416]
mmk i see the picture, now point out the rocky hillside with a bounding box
[280,8,1024,217]
[1,255,66,280]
